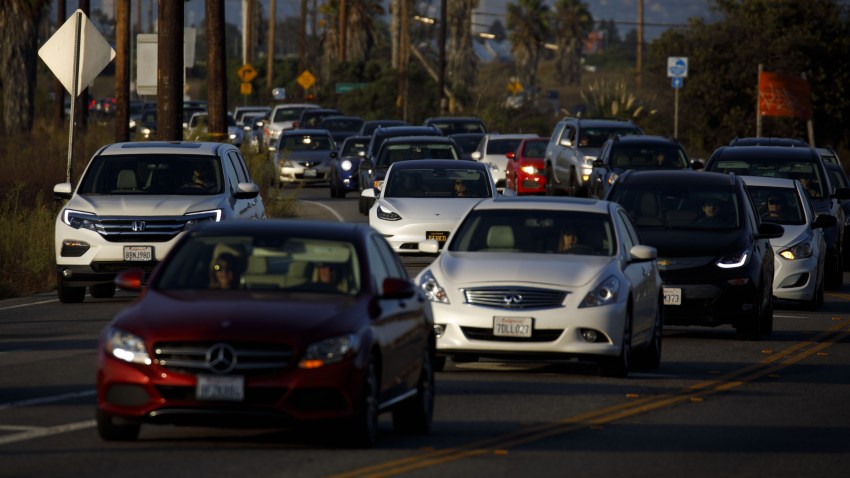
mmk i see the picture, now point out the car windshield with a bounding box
[377,144,458,168]
[273,108,305,122]
[342,139,368,157]
[323,118,363,131]
[708,156,826,198]
[430,121,486,135]
[451,136,483,154]
[521,140,548,158]
[77,154,224,195]
[746,185,805,225]
[384,167,491,198]
[157,235,362,295]
[486,138,526,155]
[448,210,616,255]
[281,134,333,151]
[609,145,688,169]
[609,184,741,231]
[580,127,641,148]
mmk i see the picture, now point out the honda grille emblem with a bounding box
[503,294,523,306]
[206,343,238,374]
[131,221,146,232]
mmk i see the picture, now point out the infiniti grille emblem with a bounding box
[503,294,523,306]
[131,220,146,232]
[206,343,237,374]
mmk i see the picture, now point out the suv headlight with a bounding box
[185,209,222,229]
[376,204,401,221]
[418,269,449,304]
[779,240,813,260]
[62,209,99,231]
[717,249,750,268]
[105,327,151,365]
[341,159,353,171]
[299,334,359,369]
[579,276,619,308]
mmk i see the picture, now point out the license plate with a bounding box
[493,316,533,338]
[124,246,152,261]
[196,375,244,401]
[303,168,317,177]
[426,231,449,244]
[663,287,682,305]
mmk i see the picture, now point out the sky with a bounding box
[62,0,722,42]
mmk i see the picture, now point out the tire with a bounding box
[599,310,632,377]
[545,166,562,196]
[96,409,140,441]
[392,349,435,434]
[807,271,825,310]
[826,248,844,290]
[433,355,447,372]
[760,287,774,336]
[57,273,85,304]
[736,285,763,340]
[90,282,116,299]
[342,357,380,448]
[632,300,662,370]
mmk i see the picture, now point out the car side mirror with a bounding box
[471,151,482,161]
[690,159,705,170]
[418,239,440,254]
[381,277,416,299]
[813,214,837,229]
[54,182,73,200]
[831,187,850,200]
[560,138,572,147]
[592,158,605,168]
[629,245,657,262]
[506,152,515,160]
[234,182,260,199]
[361,188,376,199]
[756,222,785,239]
[330,150,338,158]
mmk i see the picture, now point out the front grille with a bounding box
[96,216,190,243]
[464,287,567,309]
[461,326,564,342]
[154,341,294,376]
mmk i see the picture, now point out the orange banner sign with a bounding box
[758,71,812,120]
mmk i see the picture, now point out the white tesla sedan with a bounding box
[741,176,835,309]
[414,196,663,377]
[366,159,497,254]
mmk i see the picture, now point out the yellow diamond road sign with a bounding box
[297,70,316,90]
[237,64,257,82]
[507,80,523,94]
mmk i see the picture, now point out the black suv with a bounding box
[606,170,784,339]
[705,144,850,289]
[422,116,487,135]
[587,135,695,199]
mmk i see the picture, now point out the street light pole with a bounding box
[438,0,447,114]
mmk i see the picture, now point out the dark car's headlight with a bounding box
[579,276,619,308]
[299,334,359,369]
[62,209,99,231]
[341,159,353,171]
[418,269,449,304]
[105,327,151,365]
[779,240,813,260]
[717,249,750,269]
[376,204,402,221]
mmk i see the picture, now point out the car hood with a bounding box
[68,194,224,216]
[116,291,361,343]
[433,252,610,288]
[638,228,750,257]
[769,224,812,249]
[482,153,510,169]
[380,197,482,219]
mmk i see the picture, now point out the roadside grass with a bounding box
[0,120,296,300]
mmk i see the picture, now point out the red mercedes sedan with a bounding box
[505,137,549,195]
[96,220,435,448]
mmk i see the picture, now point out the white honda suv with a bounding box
[53,141,266,303]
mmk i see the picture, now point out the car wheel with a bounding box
[807,272,825,310]
[760,287,774,336]
[826,248,844,290]
[90,282,116,299]
[599,310,632,377]
[545,166,562,196]
[632,299,662,370]
[736,284,763,340]
[392,349,435,434]
[57,273,85,304]
[96,409,140,441]
[433,355,447,372]
[342,356,380,448]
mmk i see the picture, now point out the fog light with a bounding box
[580,328,599,342]
[62,268,73,278]
[434,324,445,338]
[582,174,590,182]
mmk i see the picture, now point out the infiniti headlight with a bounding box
[418,269,449,304]
[579,276,619,308]
[299,334,359,369]
[105,327,151,365]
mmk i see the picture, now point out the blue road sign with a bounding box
[672,77,683,89]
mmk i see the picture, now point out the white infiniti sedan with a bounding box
[414,196,663,377]
[366,159,497,254]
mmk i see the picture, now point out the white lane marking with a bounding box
[301,199,345,222]
[773,314,811,319]
[0,419,95,445]
[0,425,41,431]
[0,390,96,411]
[0,299,59,311]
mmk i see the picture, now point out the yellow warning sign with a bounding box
[237,64,257,82]
[240,82,252,95]
[297,70,316,90]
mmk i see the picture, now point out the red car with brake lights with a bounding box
[506,137,549,195]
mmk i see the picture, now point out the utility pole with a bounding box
[339,0,347,61]
[208,0,228,142]
[115,0,130,142]
[299,0,307,78]
[157,0,184,141]
[244,0,254,64]
[397,0,409,120]
[267,0,276,88]
[438,0,447,114]
[53,0,66,128]
[636,0,643,89]
[78,0,90,132]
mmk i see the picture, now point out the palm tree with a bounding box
[319,0,385,82]
[506,0,550,92]
[553,0,594,85]
[0,0,50,134]
[447,0,478,104]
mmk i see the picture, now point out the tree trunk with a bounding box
[0,1,48,135]
[115,0,130,142]
[156,0,184,141]
[207,0,227,142]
